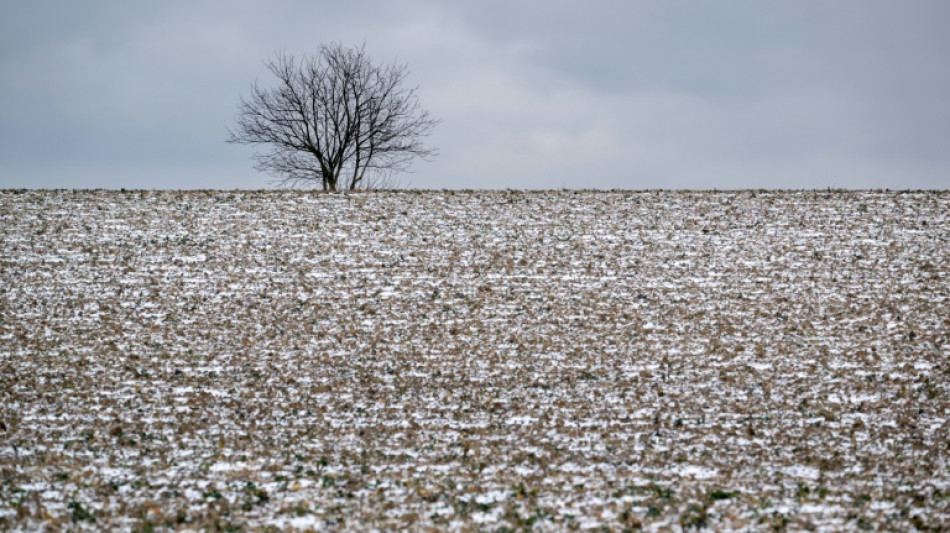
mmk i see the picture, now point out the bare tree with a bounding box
[227,44,438,190]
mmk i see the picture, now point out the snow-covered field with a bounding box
[1,189,948,531]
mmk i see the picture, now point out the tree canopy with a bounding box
[228,44,438,190]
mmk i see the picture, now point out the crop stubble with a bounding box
[1,189,948,530]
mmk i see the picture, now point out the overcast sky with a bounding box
[2,1,949,190]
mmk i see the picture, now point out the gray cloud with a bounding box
[1,1,949,189]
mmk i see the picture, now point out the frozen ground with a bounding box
[1,189,948,531]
